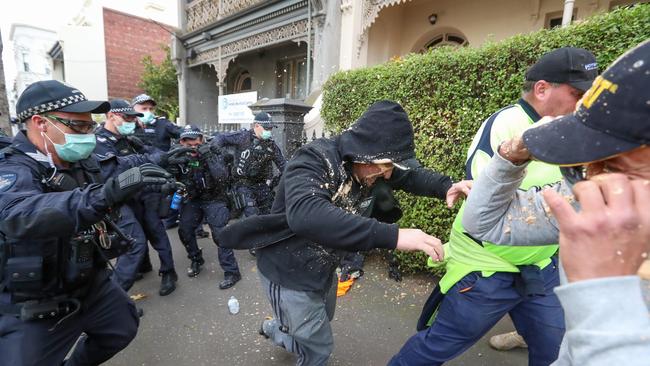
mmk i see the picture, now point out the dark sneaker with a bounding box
[159,270,178,296]
[219,273,241,290]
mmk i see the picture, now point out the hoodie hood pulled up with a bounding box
[339,100,416,166]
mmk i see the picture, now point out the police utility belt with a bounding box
[0,150,133,321]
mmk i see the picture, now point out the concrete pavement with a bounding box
[106,228,528,366]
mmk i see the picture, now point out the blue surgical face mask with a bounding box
[117,121,136,135]
[44,121,96,162]
[138,111,155,124]
[261,130,272,140]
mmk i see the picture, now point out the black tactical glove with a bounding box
[103,164,174,206]
[159,146,193,167]
[126,136,147,153]
[197,143,221,160]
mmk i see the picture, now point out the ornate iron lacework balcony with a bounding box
[186,0,266,33]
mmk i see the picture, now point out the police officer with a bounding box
[97,100,180,296]
[131,94,181,152]
[168,126,241,289]
[130,94,188,235]
[0,80,176,365]
[214,112,286,257]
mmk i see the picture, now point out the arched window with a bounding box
[234,70,252,92]
[419,32,468,53]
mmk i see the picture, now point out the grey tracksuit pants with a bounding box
[259,272,337,366]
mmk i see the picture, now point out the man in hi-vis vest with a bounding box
[391,47,598,366]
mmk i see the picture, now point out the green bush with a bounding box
[139,46,179,121]
[321,5,650,273]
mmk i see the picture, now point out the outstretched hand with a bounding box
[446,180,473,208]
[396,228,444,262]
[103,164,174,206]
[160,146,193,167]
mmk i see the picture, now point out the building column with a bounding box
[249,98,312,158]
[339,0,369,70]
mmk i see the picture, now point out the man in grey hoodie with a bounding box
[463,40,650,365]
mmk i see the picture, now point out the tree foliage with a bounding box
[321,4,650,273]
[139,45,179,121]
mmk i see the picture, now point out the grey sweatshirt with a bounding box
[462,152,650,366]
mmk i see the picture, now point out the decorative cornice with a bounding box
[220,0,266,20]
[186,0,266,33]
[186,0,220,33]
[192,19,309,66]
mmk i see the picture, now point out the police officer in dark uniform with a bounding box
[214,113,285,256]
[96,100,179,296]
[168,126,241,289]
[0,80,177,365]
[131,94,181,152]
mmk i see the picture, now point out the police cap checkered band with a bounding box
[109,99,144,116]
[180,125,203,139]
[16,80,109,121]
[131,94,157,106]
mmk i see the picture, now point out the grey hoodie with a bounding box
[462,152,650,366]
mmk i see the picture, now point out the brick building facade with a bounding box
[103,8,171,100]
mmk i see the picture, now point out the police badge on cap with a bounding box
[180,125,203,140]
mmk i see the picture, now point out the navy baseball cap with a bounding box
[16,80,110,121]
[525,47,598,91]
[253,112,276,128]
[109,99,143,117]
[523,40,650,166]
[180,125,203,140]
[131,94,157,106]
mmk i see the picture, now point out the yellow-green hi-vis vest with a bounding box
[433,99,562,294]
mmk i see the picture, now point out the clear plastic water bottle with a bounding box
[227,296,239,315]
[170,191,183,210]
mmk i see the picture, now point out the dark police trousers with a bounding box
[0,269,139,366]
[112,205,147,291]
[178,199,239,276]
[130,192,176,274]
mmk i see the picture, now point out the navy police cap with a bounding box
[180,125,203,139]
[16,80,110,121]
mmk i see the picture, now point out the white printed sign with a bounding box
[218,91,257,124]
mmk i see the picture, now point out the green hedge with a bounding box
[321,4,650,273]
